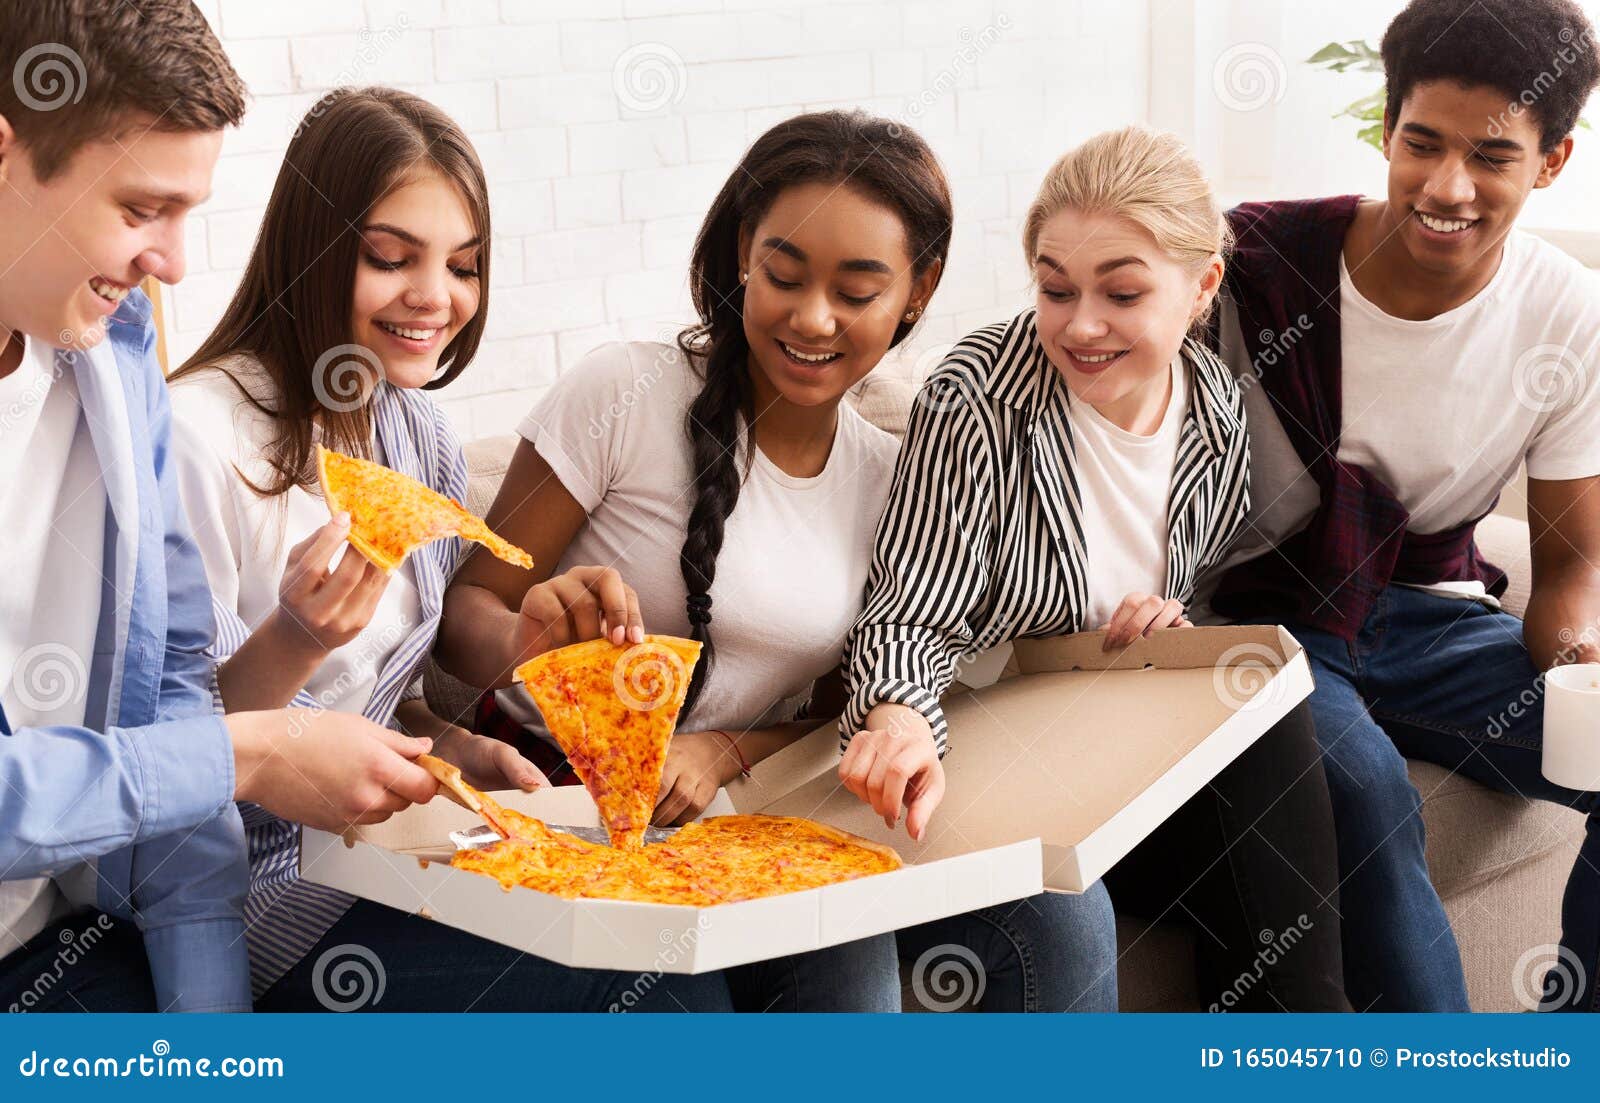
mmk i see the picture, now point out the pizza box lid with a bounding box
[727,624,1314,893]
[299,783,1043,976]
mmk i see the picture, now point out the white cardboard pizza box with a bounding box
[299,624,1306,972]
[299,781,1044,975]
[727,624,1314,894]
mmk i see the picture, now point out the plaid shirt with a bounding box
[1207,195,1506,639]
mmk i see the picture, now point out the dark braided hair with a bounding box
[674,110,952,718]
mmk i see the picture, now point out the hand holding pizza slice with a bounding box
[515,636,703,849]
[316,445,534,572]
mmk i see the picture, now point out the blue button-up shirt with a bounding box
[0,290,249,1011]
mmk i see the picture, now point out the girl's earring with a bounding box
[739,271,748,283]
[904,307,920,321]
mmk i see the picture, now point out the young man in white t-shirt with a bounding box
[0,1,441,1012]
[1205,0,1600,1011]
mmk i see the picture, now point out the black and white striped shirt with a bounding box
[840,309,1251,751]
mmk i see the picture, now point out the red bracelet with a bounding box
[710,729,751,778]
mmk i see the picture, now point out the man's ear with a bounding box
[0,112,15,185]
[1533,134,1574,189]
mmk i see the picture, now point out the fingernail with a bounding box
[629,626,644,643]
[333,512,351,528]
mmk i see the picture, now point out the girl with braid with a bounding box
[437,110,945,1010]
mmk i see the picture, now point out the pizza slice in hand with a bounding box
[514,636,702,849]
[316,445,534,572]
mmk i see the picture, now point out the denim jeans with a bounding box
[257,898,901,1012]
[1274,585,1600,1012]
[896,887,1119,1011]
[895,702,1346,1012]
[0,913,155,1013]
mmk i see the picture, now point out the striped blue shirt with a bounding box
[196,380,467,997]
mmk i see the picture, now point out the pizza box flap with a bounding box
[728,624,1312,892]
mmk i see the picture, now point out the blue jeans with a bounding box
[0,913,155,1013]
[257,899,900,1012]
[896,888,1120,1011]
[1279,586,1600,1011]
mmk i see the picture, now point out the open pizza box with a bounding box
[726,624,1314,893]
[298,774,1044,976]
[299,624,1308,973]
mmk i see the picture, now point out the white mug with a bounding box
[1542,663,1600,792]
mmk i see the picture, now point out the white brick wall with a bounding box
[178,0,1152,440]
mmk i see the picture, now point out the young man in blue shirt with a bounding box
[0,0,441,1013]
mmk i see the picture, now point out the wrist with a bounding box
[265,606,331,661]
[866,702,933,742]
[707,729,750,783]
[226,711,278,803]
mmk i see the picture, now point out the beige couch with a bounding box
[428,369,1586,1012]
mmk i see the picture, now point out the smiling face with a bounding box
[1032,209,1219,423]
[1380,79,1568,280]
[349,169,483,391]
[0,114,219,352]
[738,181,936,409]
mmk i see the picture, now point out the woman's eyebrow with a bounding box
[362,222,483,252]
[1094,256,1148,276]
[760,236,891,274]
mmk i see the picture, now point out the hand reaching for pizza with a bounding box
[1099,592,1191,651]
[653,730,741,827]
[431,726,548,793]
[513,565,645,666]
[839,703,946,842]
[228,708,439,830]
[274,514,391,652]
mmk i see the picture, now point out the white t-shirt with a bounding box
[1067,358,1189,628]
[0,334,105,956]
[496,341,900,736]
[169,359,422,715]
[1209,228,1600,605]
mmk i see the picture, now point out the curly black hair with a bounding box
[1380,0,1599,151]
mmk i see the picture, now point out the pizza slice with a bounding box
[514,635,703,850]
[417,753,525,840]
[316,445,534,572]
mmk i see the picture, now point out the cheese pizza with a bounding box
[514,636,702,849]
[450,813,900,906]
[316,445,534,572]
